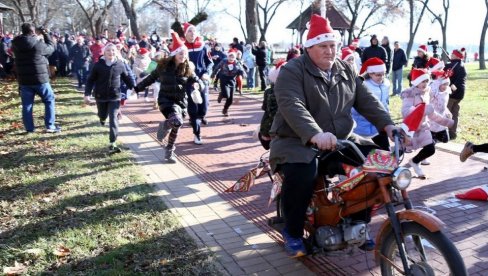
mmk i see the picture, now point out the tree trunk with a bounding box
[480,0,488,70]
[246,0,258,43]
[406,0,428,61]
[120,0,140,39]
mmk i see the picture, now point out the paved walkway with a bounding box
[117,90,488,275]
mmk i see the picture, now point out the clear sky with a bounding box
[210,0,485,55]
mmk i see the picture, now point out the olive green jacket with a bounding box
[269,51,394,171]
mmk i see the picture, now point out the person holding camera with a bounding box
[11,23,60,133]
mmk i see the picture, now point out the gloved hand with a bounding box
[310,132,337,151]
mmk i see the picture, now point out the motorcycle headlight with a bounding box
[392,167,412,190]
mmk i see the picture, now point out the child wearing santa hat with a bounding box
[400,68,454,178]
[351,57,390,150]
[132,47,152,101]
[211,49,245,116]
[341,47,360,73]
[428,70,452,144]
[258,59,286,150]
[134,32,203,163]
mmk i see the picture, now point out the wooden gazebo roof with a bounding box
[286,1,352,32]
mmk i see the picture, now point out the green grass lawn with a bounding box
[0,78,221,275]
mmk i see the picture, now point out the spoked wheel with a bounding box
[380,222,467,276]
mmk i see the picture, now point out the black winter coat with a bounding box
[252,46,267,67]
[392,48,408,71]
[361,45,387,64]
[445,59,467,100]
[135,62,202,109]
[11,33,54,85]
[85,58,135,101]
[381,43,392,74]
[70,43,90,67]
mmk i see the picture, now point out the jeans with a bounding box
[247,67,255,88]
[447,98,461,137]
[187,81,209,137]
[73,63,88,88]
[257,65,267,91]
[20,83,56,132]
[392,68,403,95]
[96,100,120,143]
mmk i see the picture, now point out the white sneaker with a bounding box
[420,159,430,165]
[144,97,150,102]
[408,159,425,178]
[194,135,203,145]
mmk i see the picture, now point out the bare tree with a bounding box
[256,0,288,42]
[120,0,140,39]
[246,0,258,43]
[481,0,488,69]
[336,0,404,45]
[406,0,429,60]
[151,0,210,36]
[223,0,248,42]
[420,0,449,60]
[75,0,114,37]
[10,0,62,27]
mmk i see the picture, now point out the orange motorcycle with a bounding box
[268,130,467,276]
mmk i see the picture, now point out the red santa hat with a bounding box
[341,48,354,61]
[352,38,360,45]
[268,59,287,84]
[417,44,428,54]
[455,185,488,201]
[452,48,465,59]
[138,48,149,55]
[183,22,196,35]
[410,68,430,86]
[359,57,386,75]
[431,70,450,85]
[426,57,445,71]
[169,32,187,56]
[227,48,239,57]
[304,14,338,48]
[401,103,426,137]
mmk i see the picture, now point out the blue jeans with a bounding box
[247,67,255,88]
[96,100,120,143]
[73,63,88,88]
[392,68,403,95]
[20,83,56,132]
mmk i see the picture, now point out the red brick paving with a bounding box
[123,91,488,275]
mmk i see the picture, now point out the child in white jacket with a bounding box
[429,70,452,143]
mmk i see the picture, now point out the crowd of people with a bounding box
[2,14,479,259]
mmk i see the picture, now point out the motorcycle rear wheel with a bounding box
[380,222,467,276]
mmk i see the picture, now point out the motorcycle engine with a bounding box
[315,222,367,251]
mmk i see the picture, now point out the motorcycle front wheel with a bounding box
[380,222,467,276]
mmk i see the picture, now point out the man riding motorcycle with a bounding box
[269,14,397,257]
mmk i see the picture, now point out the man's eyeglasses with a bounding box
[372,73,385,77]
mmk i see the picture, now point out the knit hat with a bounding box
[401,103,426,137]
[183,22,196,35]
[138,48,149,55]
[360,57,386,75]
[304,14,337,48]
[410,68,430,86]
[341,48,354,61]
[417,44,428,54]
[268,59,287,84]
[452,48,465,59]
[169,32,187,56]
[426,57,445,71]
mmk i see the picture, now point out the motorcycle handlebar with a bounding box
[312,139,366,163]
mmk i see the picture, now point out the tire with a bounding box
[380,222,467,276]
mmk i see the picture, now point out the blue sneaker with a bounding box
[359,239,375,251]
[282,228,306,258]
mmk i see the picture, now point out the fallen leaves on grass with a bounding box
[3,261,27,275]
[53,245,71,257]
